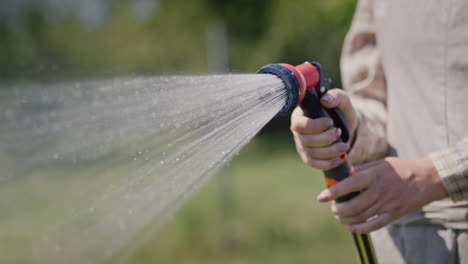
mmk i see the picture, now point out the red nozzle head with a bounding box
[277,62,319,104]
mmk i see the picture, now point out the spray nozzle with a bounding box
[256,61,328,116]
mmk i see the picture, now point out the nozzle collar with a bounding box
[256,64,300,116]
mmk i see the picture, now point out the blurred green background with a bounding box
[1,0,358,263]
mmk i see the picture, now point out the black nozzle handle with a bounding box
[299,89,359,203]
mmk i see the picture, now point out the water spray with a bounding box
[0,58,379,262]
[257,61,378,264]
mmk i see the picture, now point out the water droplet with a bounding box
[160,160,164,165]
[89,207,95,213]
[53,154,59,159]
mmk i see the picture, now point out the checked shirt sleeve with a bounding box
[340,0,390,165]
[430,138,468,202]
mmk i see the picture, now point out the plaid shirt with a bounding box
[342,0,468,202]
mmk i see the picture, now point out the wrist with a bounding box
[416,157,449,202]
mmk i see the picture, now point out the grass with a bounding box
[129,133,357,264]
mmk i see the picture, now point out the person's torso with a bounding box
[374,0,468,228]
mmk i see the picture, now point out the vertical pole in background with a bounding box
[207,21,230,73]
[207,22,238,251]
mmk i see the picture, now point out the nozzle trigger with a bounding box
[310,62,350,143]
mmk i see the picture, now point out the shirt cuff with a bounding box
[430,141,468,202]
[347,103,388,165]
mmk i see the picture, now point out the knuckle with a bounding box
[296,146,306,158]
[335,90,349,101]
[290,121,301,132]
[304,157,318,168]
[295,133,307,145]
[289,123,296,132]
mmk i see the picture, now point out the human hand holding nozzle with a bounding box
[291,89,448,233]
[291,88,358,171]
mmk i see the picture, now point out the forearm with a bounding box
[347,96,389,165]
[340,0,389,165]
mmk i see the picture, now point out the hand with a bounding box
[290,88,358,170]
[317,157,448,233]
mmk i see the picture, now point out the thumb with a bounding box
[316,171,371,202]
[320,89,357,135]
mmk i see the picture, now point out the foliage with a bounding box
[0,1,359,262]
[0,0,356,86]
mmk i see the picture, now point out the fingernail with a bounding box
[338,144,350,152]
[335,128,342,137]
[317,190,331,202]
[348,226,356,232]
[321,94,334,104]
[325,119,333,127]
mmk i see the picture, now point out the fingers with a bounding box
[332,188,379,218]
[291,107,333,134]
[317,170,374,202]
[320,89,358,134]
[293,127,341,148]
[296,142,349,160]
[291,106,347,168]
[299,154,345,171]
[349,212,393,234]
[320,89,353,112]
[335,204,380,226]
